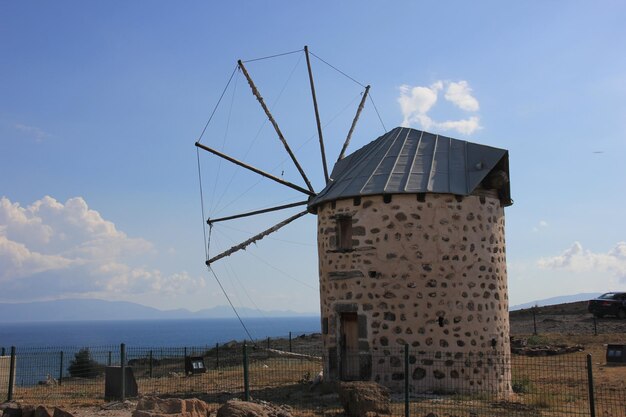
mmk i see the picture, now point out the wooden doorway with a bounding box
[340,312,359,380]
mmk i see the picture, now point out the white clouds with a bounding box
[436,117,482,136]
[538,241,626,284]
[398,80,481,135]
[0,234,75,281]
[0,196,205,300]
[398,82,443,118]
[444,81,480,112]
[14,123,49,141]
[532,220,549,233]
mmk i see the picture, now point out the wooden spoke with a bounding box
[238,60,315,193]
[304,45,329,184]
[195,142,315,196]
[338,85,370,162]
[206,210,309,265]
[207,201,308,225]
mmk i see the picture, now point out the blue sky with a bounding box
[1,1,625,314]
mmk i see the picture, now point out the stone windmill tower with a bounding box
[307,126,512,394]
[195,49,512,396]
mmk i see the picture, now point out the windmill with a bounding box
[195,47,514,395]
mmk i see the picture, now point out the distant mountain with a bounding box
[0,299,315,322]
[509,292,603,311]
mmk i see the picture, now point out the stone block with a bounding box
[105,366,138,401]
[134,397,211,417]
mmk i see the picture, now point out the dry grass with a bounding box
[9,331,626,417]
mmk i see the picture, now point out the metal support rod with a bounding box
[289,332,292,353]
[238,59,315,193]
[7,346,15,402]
[206,210,308,265]
[266,337,270,349]
[195,142,314,196]
[243,342,250,401]
[304,45,329,183]
[1,347,5,356]
[108,351,112,366]
[59,351,64,385]
[120,343,126,402]
[532,307,537,335]
[587,354,596,417]
[208,201,308,225]
[404,344,409,417]
[149,350,153,378]
[216,343,219,369]
[338,85,370,162]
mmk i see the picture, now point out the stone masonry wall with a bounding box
[317,193,511,395]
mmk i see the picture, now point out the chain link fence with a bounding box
[1,335,625,417]
[509,307,626,336]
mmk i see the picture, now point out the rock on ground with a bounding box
[0,405,73,417]
[337,381,391,417]
[52,408,75,417]
[216,400,292,417]
[133,397,211,417]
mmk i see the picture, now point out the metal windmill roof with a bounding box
[308,127,511,210]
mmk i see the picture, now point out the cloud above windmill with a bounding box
[0,196,206,301]
[398,80,481,135]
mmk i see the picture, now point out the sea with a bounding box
[0,316,320,348]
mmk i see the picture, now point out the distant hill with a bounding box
[0,299,315,322]
[509,300,590,319]
[509,293,602,311]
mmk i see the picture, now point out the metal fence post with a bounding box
[59,351,64,385]
[1,347,4,356]
[120,343,126,402]
[216,343,219,369]
[404,344,409,417]
[108,351,112,366]
[587,354,596,417]
[266,337,270,349]
[243,342,250,401]
[532,307,538,335]
[289,332,292,352]
[149,350,153,378]
[7,346,15,402]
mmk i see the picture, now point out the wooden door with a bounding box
[340,312,359,380]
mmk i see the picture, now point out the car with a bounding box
[588,292,626,319]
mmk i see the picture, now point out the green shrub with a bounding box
[526,335,549,346]
[68,348,104,378]
[512,377,532,393]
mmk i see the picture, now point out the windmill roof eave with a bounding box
[308,127,512,212]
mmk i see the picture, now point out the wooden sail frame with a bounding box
[198,47,373,265]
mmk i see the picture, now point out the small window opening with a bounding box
[416,193,426,202]
[336,216,353,250]
[353,196,361,206]
[383,194,392,204]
